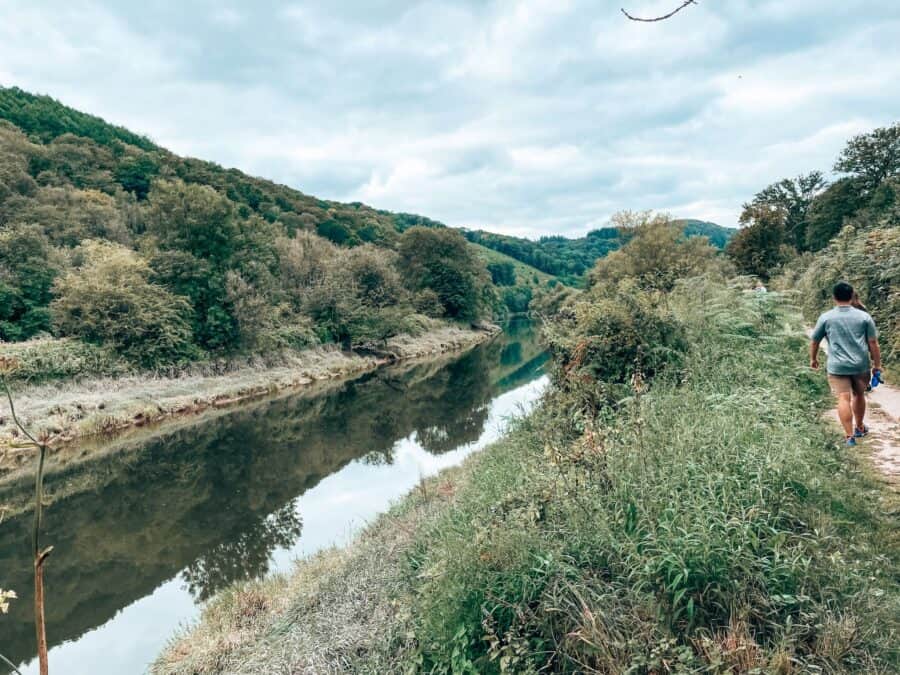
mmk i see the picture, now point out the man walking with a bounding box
[810,281,882,446]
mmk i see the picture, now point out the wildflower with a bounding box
[0,356,21,375]
[0,589,16,614]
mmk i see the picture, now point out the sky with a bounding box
[1,0,898,238]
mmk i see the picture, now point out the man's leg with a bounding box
[829,375,855,438]
[852,373,867,432]
[836,392,854,438]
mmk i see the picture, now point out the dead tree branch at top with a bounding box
[621,0,698,22]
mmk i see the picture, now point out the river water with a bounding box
[0,320,548,674]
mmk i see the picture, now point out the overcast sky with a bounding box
[1,1,898,237]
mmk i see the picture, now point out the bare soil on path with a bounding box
[830,378,900,481]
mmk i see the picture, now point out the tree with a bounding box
[589,212,720,292]
[345,245,406,309]
[0,224,56,340]
[114,153,159,199]
[749,172,827,250]
[487,261,516,287]
[726,204,791,280]
[804,177,867,251]
[51,241,197,367]
[834,122,900,193]
[146,179,238,262]
[398,227,489,320]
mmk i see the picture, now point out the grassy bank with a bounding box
[154,285,899,674]
[0,323,497,476]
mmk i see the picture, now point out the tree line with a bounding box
[464,219,734,285]
[725,121,899,365]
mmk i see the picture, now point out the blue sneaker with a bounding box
[853,425,869,438]
[845,436,857,447]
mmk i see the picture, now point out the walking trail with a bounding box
[828,377,900,481]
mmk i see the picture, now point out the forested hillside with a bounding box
[0,86,559,373]
[463,217,734,285]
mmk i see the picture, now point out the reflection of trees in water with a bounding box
[500,341,523,366]
[180,500,302,601]
[0,322,544,671]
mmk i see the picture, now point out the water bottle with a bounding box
[871,369,883,389]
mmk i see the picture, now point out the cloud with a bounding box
[0,0,897,237]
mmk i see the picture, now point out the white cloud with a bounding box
[0,0,897,236]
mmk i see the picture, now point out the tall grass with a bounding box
[383,282,899,673]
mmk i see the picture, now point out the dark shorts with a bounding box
[827,372,869,396]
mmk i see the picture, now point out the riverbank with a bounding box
[154,287,900,674]
[0,323,498,477]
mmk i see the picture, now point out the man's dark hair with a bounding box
[833,281,854,302]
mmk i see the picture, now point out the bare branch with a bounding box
[0,652,23,675]
[622,0,697,22]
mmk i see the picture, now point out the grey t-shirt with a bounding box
[811,306,878,375]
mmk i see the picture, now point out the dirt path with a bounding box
[830,378,900,480]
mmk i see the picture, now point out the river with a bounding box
[0,320,548,674]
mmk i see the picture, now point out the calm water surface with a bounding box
[0,320,547,674]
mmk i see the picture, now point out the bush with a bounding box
[51,240,199,368]
[794,222,900,367]
[0,337,130,382]
[543,282,688,408]
[589,213,723,293]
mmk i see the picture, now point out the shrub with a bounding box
[0,337,130,382]
[543,282,688,408]
[51,240,199,368]
[589,213,723,292]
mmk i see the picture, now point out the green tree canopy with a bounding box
[748,171,827,250]
[804,177,867,251]
[834,122,900,193]
[398,227,489,320]
[726,204,791,280]
[589,213,721,292]
[51,240,197,367]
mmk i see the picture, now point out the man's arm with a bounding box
[869,338,882,371]
[810,339,821,370]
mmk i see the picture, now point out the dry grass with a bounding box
[0,325,495,478]
[152,468,464,675]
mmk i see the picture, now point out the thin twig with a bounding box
[621,0,697,22]
[3,380,41,448]
[1,376,51,675]
[0,652,23,675]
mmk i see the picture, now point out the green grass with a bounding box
[470,242,559,289]
[381,285,900,672]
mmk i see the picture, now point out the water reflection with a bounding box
[0,320,545,672]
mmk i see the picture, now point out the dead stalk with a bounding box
[2,374,52,675]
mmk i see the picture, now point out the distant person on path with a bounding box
[810,281,882,446]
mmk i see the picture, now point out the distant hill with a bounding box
[674,219,736,249]
[463,220,736,286]
[0,86,421,248]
